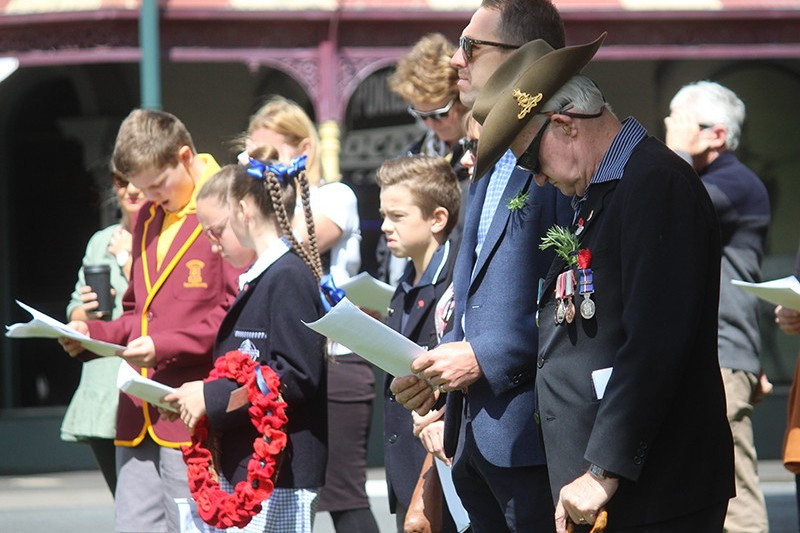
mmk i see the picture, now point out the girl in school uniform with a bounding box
[164,149,327,533]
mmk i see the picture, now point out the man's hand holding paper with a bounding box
[392,341,483,416]
[412,341,483,392]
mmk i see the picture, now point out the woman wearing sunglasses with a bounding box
[388,33,469,166]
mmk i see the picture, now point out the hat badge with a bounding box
[512,88,543,120]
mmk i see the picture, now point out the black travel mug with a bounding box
[84,264,113,320]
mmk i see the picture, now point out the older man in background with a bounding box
[665,80,771,533]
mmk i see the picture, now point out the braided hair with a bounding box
[230,147,323,282]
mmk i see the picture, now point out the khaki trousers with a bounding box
[721,368,769,533]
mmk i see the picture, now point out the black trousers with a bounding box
[451,423,554,533]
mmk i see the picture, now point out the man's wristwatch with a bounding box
[588,463,618,480]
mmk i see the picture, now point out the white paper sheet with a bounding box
[434,458,471,532]
[339,272,395,316]
[5,300,126,357]
[117,363,178,412]
[592,367,613,401]
[303,297,425,377]
[732,276,800,310]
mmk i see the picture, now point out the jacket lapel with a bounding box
[470,167,533,285]
[541,180,618,295]
[451,176,487,339]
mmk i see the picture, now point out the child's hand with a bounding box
[164,380,206,431]
[776,305,800,335]
[121,335,156,368]
[413,409,449,465]
[58,321,89,357]
[358,307,383,320]
[158,406,180,422]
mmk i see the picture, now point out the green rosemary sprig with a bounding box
[539,225,579,267]
[506,191,528,211]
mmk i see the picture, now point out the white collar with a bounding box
[238,237,290,291]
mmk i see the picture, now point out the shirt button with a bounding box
[537,357,545,369]
[388,434,398,444]
[146,311,154,321]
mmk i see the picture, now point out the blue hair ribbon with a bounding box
[319,273,346,312]
[246,154,307,184]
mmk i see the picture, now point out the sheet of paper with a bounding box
[116,363,178,412]
[592,367,613,400]
[339,272,395,316]
[732,276,800,310]
[5,300,126,357]
[303,297,425,377]
[434,458,471,532]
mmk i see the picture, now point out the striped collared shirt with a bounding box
[571,117,647,214]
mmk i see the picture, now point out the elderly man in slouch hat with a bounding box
[472,36,735,532]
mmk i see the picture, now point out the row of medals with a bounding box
[554,268,595,324]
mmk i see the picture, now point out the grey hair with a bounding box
[542,75,611,117]
[669,80,745,151]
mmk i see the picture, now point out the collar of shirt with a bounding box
[571,117,647,213]
[398,240,452,296]
[238,237,290,291]
[167,154,218,219]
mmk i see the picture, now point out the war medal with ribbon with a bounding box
[540,225,595,325]
[577,248,595,319]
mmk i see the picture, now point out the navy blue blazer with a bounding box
[204,251,327,489]
[383,240,456,513]
[443,165,572,467]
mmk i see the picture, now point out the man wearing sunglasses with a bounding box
[390,1,574,532]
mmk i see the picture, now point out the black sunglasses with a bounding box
[459,35,520,61]
[516,109,605,174]
[516,117,551,175]
[460,137,478,156]
[408,98,456,122]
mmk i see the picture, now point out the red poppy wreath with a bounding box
[182,350,288,529]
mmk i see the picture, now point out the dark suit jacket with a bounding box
[383,240,456,512]
[87,201,240,446]
[536,137,735,528]
[443,166,572,467]
[205,251,327,489]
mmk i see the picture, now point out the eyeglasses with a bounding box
[516,108,605,174]
[460,137,478,156]
[408,98,456,122]
[203,216,229,244]
[459,35,520,62]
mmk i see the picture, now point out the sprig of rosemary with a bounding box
[539,225,580,267]
[506,191,528,211]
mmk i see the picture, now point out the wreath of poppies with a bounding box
[182,350,288,529]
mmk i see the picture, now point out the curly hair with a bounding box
[388,33,460,105]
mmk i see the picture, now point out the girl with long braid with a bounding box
[163,148,328,533]
[246,97,377,533]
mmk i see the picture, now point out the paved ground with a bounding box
[0,462,797,533]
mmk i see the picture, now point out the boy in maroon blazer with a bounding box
[60,109,240,533]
